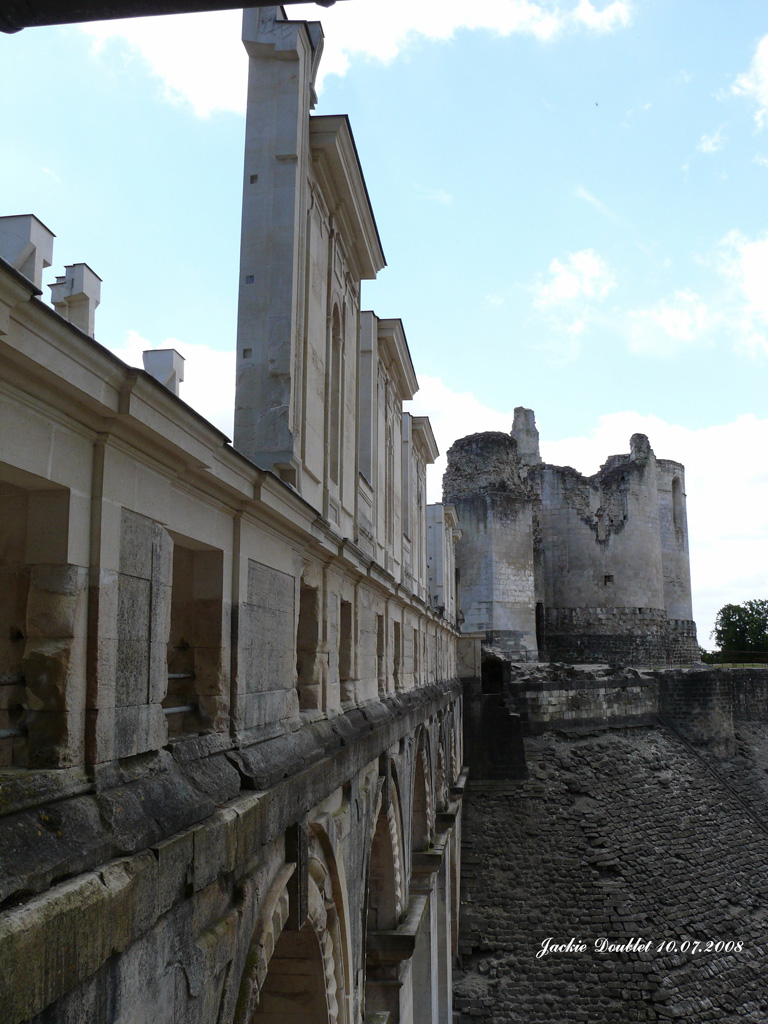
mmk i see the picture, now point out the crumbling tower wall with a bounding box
[443,433,537,658]
[448,412,698,667]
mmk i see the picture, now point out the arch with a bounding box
[251,923,332,1023]
[235,859,347,1024]
[435,741,448,812]
[309,815,354,1024]
[448,708,459,784]
[411,727,434,852]
[366,782,404,931]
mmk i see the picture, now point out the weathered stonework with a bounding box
[446,409,699,669]
[0,8,463,1023]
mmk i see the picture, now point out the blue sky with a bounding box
[2,1,767,647]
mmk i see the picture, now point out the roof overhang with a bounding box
[310,115,386,281]
[412,416,439,465]
[377,318,418,402]
[1,1,343,34]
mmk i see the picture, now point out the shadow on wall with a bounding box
[463,657,527,780]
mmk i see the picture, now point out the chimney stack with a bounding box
[0,214,55,289]
[49,263,102,337]
[142,349,185,397]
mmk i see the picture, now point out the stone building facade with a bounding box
[445,407,698,668]
[0,8,463,1024]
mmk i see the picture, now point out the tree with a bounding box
[711,600,768,655]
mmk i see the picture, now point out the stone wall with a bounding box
[505,664,768,752]
[448,414,698,666]
[0,9,465,1019]
[455,728,768,1024]
[542,608,699,666]
[444,433,537,656]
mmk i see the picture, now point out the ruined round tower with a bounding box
[446,410,698,666]
[443,431,538,658]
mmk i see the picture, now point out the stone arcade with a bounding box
[0,9,464,1023]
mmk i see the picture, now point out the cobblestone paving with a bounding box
[454,726,768,1023]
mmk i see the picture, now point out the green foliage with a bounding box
[711,600,768,655]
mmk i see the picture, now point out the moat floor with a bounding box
[454,726,768,1024]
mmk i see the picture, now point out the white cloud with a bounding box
[81,10,245,117]
[697,125,725,153]
[574,185,621,221]
[406,375,512,495]
[715,229,768,356]
[627,289,714,355]
[413,183,453,205]
[526,248,615,362]
[80,0,634,116]
[533,248,616,307]
[732,33,768,130]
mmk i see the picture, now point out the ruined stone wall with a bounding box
[449,415,698,666]
[656,459,693,620]
[536,438,664,613]
[501,664,768,749]
[444,433,537,656]
[534,435,698,665]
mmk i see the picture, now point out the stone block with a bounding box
[113,703,167,759]
[115,640,150,706]
[117,573,152,643]
[23,637,76,711]
[153,829,194,915]
[152,523,174,586]
[198,693,229,733]
[86,706,114,764]
[26,565,88,639]
[89,569,119,641]
[149,642,169,704]
[192,806,238,891]
[119,508,155,580]
[150,582,172,645]
[238,688,292,731]
[26,708,83,768]
[98,849,159,947]
[0,873,105,1021]
[232,793,265,869]
[194,646,226,695]
[87,635,118,710]
[244,560,296,693]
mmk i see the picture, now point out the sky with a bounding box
[1,0,767,648]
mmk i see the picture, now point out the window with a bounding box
[376,614,385,696]
[339,599,353,702]
[297,583,321,710]
[164,536,224,739]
